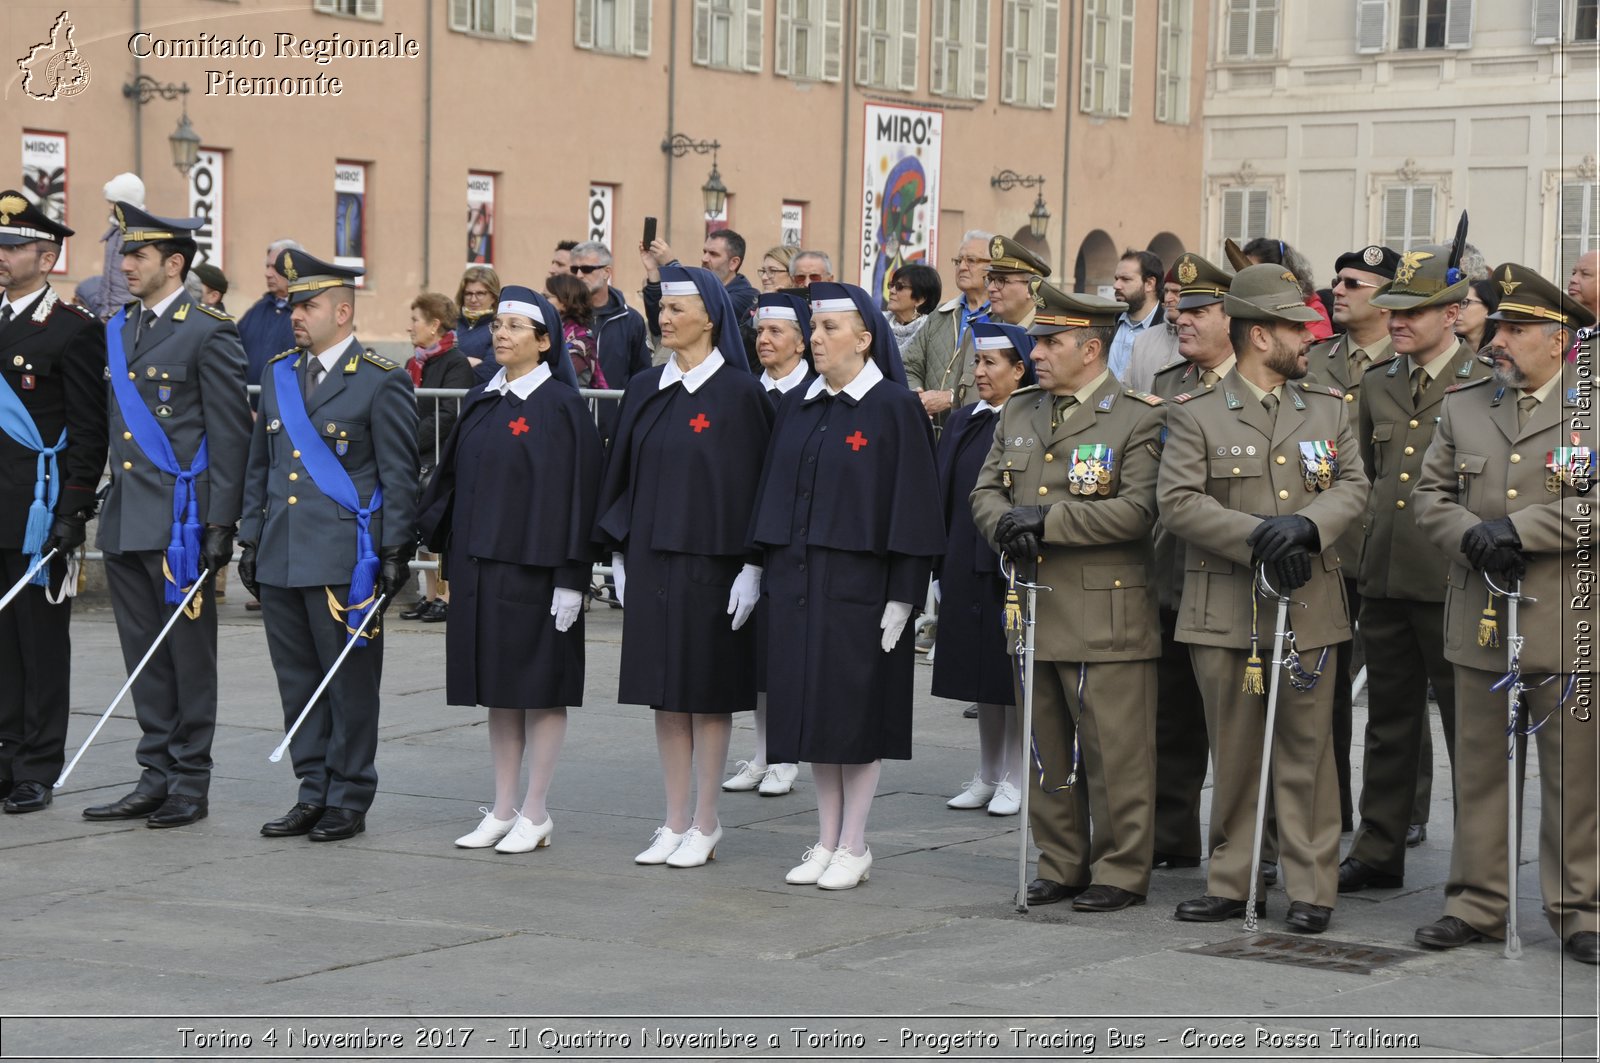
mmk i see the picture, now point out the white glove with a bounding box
[880,600,913,653]
[551,587,583,632]
[611,551,626,607]
[727,563,762,631]
[931,579,942,605]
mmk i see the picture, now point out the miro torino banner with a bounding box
[859,103,941,307]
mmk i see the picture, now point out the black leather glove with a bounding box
[237,542,260,600]
[1000,531,1040,567]
[1460,517,1521,571]
[201,525,235,578]
[995,506,1047,550]
[1272,545,1313,591]
[377,544,414,612]
[1247,514,1318,563]
[40,513,87,557]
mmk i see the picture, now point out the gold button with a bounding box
[1113,579,1122,588]
[1399,472,1410,482]
[161,372,170,380]
[1409,419,1419,429]
[122,460,133,470]
[1199,560,1207,568]
[1276,455,1286,465]
[1507,489,1518,499]
[1396,500,1406,509]
[1510,453,1521,464]
[1459,462,1468,470]
[288,495,298,505]
[339,431,348,439]
[1278,489,1289,500]
[1006,460,1013,467]
[1038,486,1049,496]
[122,431,132,440]
[1044,453,1053,462]
[292,450,301,459]
[1344,393,1354,403]
[1404,446,1414,456]
[128,372,137,380]
[1232,467,1241,475]
[288,472,298,481]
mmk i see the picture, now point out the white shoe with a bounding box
[454,807,517,848]
[784,844,836,884]
[722,760,767,792]
[987,777,1021,816]
[817,846,872,890]
[666,825,722,867]
[635,826,686,864]
[758,763,800,796]
[947,774,996,810]
[494,814,553,853]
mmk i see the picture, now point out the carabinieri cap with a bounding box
[275,248,365,304]
[0,190,73,245]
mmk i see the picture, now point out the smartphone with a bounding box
[642,216,657,247]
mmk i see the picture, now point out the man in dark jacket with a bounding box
[641,229,760,371]
[237,238,303,400]
[569,240,650,444]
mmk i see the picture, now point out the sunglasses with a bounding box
[889,281,911,292]
[1335,276,1380,290]
[570,264,607,275]
[794,272,829,283]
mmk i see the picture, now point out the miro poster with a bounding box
[859,103,941,307]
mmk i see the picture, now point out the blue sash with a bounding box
[106,308,209,604]
[272,353,383,645]
[0,372,65,586]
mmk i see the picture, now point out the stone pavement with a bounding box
[0,595,1595,1061]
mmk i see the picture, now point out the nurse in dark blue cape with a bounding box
[723,290,816,796]
[593,265,773,868]
[416,286,602,855]
[933,321,1034,818]
[750,281,942,890]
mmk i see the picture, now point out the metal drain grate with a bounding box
[1185,933,1420,974]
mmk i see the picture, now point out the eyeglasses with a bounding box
[1335,276,1380,290]
[462,289,495,301]
[489,320,539,334]
[794,272,829,284]
[985,272,1029,287]
[952,256,992,268]
[757,267,788,278]
[1462,297,1486,307]
[570,264,607,275]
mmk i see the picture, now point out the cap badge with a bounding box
[1177,260,1198,285]
[1362,246,1384,267]
[1280,270,1298,285]
[282,253,298,281]
[1029,276,1046,307]
[1394,250,1433,287]
[1498,265,1521,297]
[991,236,1006,259]
[0,194,27,225]
[113,203,126,229]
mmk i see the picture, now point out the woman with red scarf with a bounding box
[402,291,476,623]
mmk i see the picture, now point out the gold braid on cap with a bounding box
[1497,301,1571,324]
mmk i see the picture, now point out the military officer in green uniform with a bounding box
[1306,244,1401,837]
[1157,264,1369,934]
[1411,264,1597,964]
[1148,251,1236,867]
[1339,244,1488,892]
[984,235,1050,333]
[971,280,1165,911]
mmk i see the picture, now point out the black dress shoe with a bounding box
[83,790,165,820]
[962,704,980,720]
[1026,878,1088,906]
[1414,916,1487,949]
[260,802,326,837]
[1174,894,1265,922]
[1261,861,1279,885]
[1152,850,1202,869]
[420,599,449,623]
[3,780,52,813]
[308,807,365,841]
[1285,900,1333,934]
[1566,931,1600,965]
[1338,857,1403,892]
[1406,823,1427,847]
[398,596,431,620]
[1072,884,1146,912]
[147,795,208,828]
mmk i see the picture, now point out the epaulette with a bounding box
[1445,376,1493,394]
[1007,384,1042,404]
[266,348,299,365]
[1361,354,1400,374]
[361,350,399,371]
[1171,388,1216,404]
[195,304,233,321]
[56,301,95,321]
[1295,380,1344,399]
[1125,389,1164,406]
[1152,359,1190,378]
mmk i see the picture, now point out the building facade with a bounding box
[1203,0,1599,285]
[6,0,1209,343]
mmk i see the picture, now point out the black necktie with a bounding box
[305,358,325,400]
[137,309,157,349]
[0,305,12,326]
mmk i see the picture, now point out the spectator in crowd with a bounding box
[191,264,228,312]
[1569,249,1599,319]
[550,239,579,280]
[1108,249,1165,381]
[901,231,993,430]
[1242,237,1334,340]
[884,263,942,351]
[756,245,800,293]
[238,238,304,398]
[642,230,760,370]
[790,250,835,285]
[1124,268,1183,393]
[1455,279,1500,354]
[400,292,476,625]
[570,240,650,444]
[547,272,608,389]
[71,275,102,312]
[95,173,142,317]
[455,265,500,384]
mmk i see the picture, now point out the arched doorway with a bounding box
[1073,229,1118,295]
[1147,231,1185,273]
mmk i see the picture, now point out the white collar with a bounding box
[804,357,884,401]
[142,286,185,322]
[1119,303,1158,330]
[763,358,809,394]
[0,285,47,317]
[488,360,551,399]
[976,399,1004,414]
[659,347,724,393]
[310,333,361,372]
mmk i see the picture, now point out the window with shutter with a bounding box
[1442,0,1473,47]
[1220,187,1272,250]
[1532,0,1562,42]
[449,0,536,40]
[971,0,990,99]
[1560,182,1599,281]
[898,1,919,90]
[577,0,648,55]
[744,0,764,71]
[1578,0,1599,40]
[930,1,948,93]
[1222,0,1277,60]
[780,0,840,80]
[1156,0,1190,124]
[694,0,758,69]
[931,0,989,99]
[1002,0,1060,108]
[1397,0,1468,50]
[1081,0,1132,116]
[631,0,651,55]
[1380,185,1437,250]
[1115,0,1133,116]
[1355,0,1388,53]
[314,0,382,19]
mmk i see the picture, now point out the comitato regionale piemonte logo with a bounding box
[18,11,92,101]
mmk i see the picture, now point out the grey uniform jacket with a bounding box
[239,341,420,588]
[97,298,252,552]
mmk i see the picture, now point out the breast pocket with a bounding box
[1454,453,1487,509]
[321,419,368,464]
[1209,456,1263,510]
[1369,422,1394,479]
